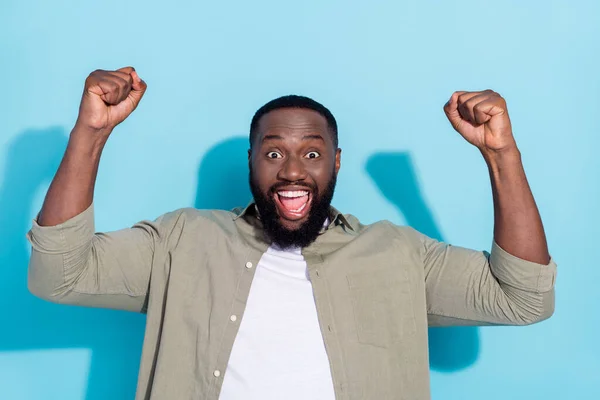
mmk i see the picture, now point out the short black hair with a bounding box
[249,95,338,149]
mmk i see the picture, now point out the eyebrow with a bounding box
[262,134,325,143]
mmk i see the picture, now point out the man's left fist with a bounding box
[443,90,517,154]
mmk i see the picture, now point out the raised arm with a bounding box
[27,67,158,312]
[38,67,146,225]
[444,90,549,264]
[423,90,556,326]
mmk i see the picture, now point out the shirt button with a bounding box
[230,315,237,322]
[245,262,253,269]
[213,370,221,377]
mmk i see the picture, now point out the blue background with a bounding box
[1,1,598,399]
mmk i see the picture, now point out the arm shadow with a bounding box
[0,133,252,399]
[366,151,480,372]
[0,128,146,400]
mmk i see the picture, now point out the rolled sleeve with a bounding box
[489,241,557,294]
[27,203,95,253]
[26,203,163,312]
[420,229,557,327]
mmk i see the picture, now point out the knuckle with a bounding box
[90,69,105,79]
[457,92,471,104]
[86,70,100,81]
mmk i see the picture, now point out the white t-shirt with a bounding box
[218,244,335,400]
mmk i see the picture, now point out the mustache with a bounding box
[268,181,316,194]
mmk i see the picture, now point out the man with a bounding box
[27,67,556,400]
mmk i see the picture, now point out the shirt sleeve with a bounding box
[420,233,557,326]
[26,203,172,313]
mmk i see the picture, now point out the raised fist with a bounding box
[75,67,147,135]
[443,90,517,154]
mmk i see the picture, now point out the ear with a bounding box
[335,148,342,175]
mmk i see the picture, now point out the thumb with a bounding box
[128,70,147,109]
[443,91,465,132]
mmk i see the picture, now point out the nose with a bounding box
[277,155,307,182]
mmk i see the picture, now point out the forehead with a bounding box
[255,108,331,144]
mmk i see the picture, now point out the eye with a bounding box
[305,151,320,159]
[266,151,283,159]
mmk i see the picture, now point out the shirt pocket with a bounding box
[347,268,416,348]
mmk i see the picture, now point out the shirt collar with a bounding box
[232,200,355,232]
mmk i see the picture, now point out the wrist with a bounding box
[481,145,521,169]
[68,125,110,159]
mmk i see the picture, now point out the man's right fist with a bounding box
[75,67,147,134]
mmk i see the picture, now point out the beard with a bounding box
[249,168,337,250]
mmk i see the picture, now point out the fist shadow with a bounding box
[366,152,480,372]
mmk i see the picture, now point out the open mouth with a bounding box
[274,189,312,221]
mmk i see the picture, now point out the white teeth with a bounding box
[277,190,309,198]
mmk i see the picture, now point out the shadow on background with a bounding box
[195,138,480,371]
[0,128,147,400]
[194,137,252,210]
[1,132,473,399]
[0,132,253,399]
[195,139,480,371]
[366,151,480,372]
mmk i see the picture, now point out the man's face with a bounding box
[249,108,341,248]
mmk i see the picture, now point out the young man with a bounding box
[27,67,556,400]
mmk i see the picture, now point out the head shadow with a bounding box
[366,151,480,372]
[194,136,252,211]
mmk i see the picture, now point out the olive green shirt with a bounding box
[26,202,556,400]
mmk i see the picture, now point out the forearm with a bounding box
[484,147,550,264]
[38,126,109,226]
